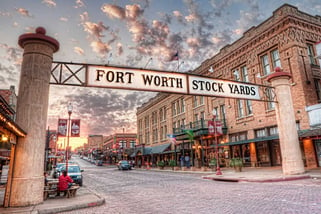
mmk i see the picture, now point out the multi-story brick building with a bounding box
[103,133,136,164]
[136,4,321,169]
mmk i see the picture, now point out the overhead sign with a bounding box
[87,65,261,100]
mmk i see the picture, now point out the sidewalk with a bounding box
[0,185,105,214]
[0,166,320,214]
[138,166,321,182]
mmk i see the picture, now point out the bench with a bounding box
[44,188,58,200]
[65,185,80,198]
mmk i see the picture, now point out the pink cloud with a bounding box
[42,0,57,7]
[74,47,84,55]
[101,4,125,19]
[15,8,32,17]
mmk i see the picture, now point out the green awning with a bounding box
[151,143,171,154]
[216,135,279,147]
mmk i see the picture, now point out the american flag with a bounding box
[167,134,177,144]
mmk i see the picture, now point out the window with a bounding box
[220,105,226,123]
[237,100,244,117]
[229,132,247,142]
[176,101,180,114]
[314,79,321,102]
[144,116,149,128]
[241,66,249,82]
[261,49,281,76]
[193,96,198,107]
[130,141,135,148]
[194,113,198,122]
[233,69,240,81]
[200,96,204,105]
[181,98,185,112]
[307,44,317,65]
[255,128,266,137]
[172,103,176,116]
[271,49,281,68]
[200,111,205,120]
[261,55,270,75]
[245,100,253,115]
[269,126,278,135]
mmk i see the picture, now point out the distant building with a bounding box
[103,133,136,164]
[136,4,321,168]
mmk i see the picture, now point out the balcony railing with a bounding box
[173,118,227,136]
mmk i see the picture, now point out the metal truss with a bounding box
[50,61,89,86]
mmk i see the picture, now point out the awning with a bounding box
[299,128,321,138]
[151,143,171,154]
[216,135,279,147]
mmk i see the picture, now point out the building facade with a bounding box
[136,4,321,169]
[103,133,137,164]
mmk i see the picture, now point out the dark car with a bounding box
[60,164,84,186]
[95,160,103,166]
[118,160,132,170]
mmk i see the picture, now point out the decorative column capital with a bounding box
[18,27,59,52]
[266,67,292,82]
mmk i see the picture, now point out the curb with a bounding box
[37,198,105,214]
[202,175,311,183]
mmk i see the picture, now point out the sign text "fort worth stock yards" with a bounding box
[88,66,261,100]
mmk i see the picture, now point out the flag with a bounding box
[167,134,177,145]
[57,119,67,136]
[170,51,179,61]
[71,119,80,137]
[183,129,194,141]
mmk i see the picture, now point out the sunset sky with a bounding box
[1,0,320,141]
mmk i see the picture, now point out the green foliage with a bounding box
[229,158,243,167]
[209,158,217,166]
[157,160,165,167]
[168,160,176,167]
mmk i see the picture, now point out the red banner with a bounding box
[208,120,223,136]
[57,119,67,136]
[71,119,80,137]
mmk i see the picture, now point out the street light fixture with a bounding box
[66,103,73,174]
[212,109,222,175]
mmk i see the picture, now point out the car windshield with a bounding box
[61,165,81,173]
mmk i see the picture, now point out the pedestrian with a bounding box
[58,170,73,196]
[185,154,190,168]
[180,155,184,167]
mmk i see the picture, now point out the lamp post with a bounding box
[212,109,222,175]
[66,103,73,174]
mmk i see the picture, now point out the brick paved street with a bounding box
[59,159,321,214]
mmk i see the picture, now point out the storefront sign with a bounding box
[87,65,261,100]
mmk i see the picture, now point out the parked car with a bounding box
[95,160,103,166]
[118,160,132,170]
[59,164,84,186]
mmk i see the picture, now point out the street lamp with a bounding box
[212,109,222,175]
[66,103,73,174]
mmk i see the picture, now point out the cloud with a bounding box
[42,0,57,7]
[60,17,68,22]
[74,46,84,55]
[101,4,125,19]
[15,8,32,17]
[74,0,85,8]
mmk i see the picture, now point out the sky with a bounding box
[1,0,320,140]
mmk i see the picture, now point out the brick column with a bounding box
[7,27,59,206]
[267,67,305,175]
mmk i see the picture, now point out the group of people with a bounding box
[44,170,74,196]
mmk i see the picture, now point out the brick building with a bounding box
[136,4,321,169]
[103,133,136,164]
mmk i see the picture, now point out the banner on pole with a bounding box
[71,119,80,137]
[57,119,67,136]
